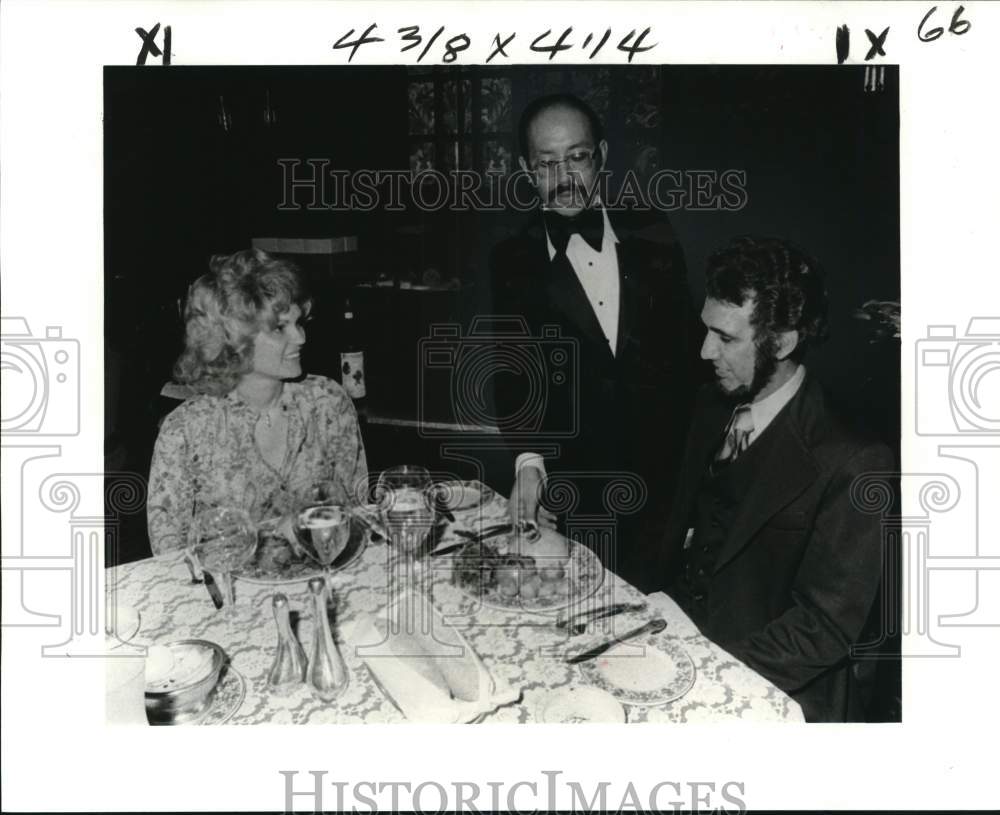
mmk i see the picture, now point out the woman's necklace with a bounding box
[247,389,283,429]
[257,401,283,429]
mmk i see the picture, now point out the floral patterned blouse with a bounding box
[147,375,368,555]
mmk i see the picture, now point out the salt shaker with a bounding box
[267,593,307,690]
[306,577,349,701]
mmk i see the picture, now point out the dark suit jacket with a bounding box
[489,209,699,585]
[658,375,893,722]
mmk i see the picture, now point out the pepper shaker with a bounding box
[267,593,307,690]
[306,577,349,701]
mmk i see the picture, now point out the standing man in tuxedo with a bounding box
[659,236,893,721]
[488,93,699,589]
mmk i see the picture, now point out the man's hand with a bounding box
[508,466,558,529]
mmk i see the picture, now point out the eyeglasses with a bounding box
[530,149,596,175]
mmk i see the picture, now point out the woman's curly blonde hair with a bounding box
[174,249,310,395]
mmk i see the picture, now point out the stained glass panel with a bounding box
[408,82,435,135]
[480,78,512,131]
[622,67,661,129]
[443,80,472,133]
[575,69,612,123]
[482,140,513,175]
[409,140,435,175]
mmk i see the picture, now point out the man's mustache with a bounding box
[547,180,579,204]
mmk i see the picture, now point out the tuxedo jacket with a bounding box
[488,209,699,580]
[657,375,894,722]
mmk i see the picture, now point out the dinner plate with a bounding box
[451,541,604,613]
[436,480,496,512]
[580,637,696,706]
[235,516,368,585]
[536,686,626,723]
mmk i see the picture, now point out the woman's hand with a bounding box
[507,467,557,530]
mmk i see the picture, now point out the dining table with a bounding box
[106,484,804,724]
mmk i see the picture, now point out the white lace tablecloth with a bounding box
[107,492,803,724]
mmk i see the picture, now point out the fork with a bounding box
[556,601,648,635]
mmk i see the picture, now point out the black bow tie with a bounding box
[544,206,605,256]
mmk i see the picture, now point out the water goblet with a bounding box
[376,465,436,554]
[188,506,257,618]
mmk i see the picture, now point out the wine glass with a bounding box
[376,465,435,555]
[293,503,352,588]
[188,507,257,618]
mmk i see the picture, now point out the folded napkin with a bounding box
[348,590,519,723]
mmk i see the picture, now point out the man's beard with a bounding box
[716,331,780,405]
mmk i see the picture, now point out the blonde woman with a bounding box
[147,249,367,555]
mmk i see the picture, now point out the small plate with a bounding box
[536,687,625,723]
[436,480,496,512]
[148,664,247,726]
[236,516,368,585]
[580,638,696,707]
[196,664,247,725]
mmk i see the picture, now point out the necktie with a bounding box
[714,405,755,467]
[544,207,604,255]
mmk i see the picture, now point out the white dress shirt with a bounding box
[543,204,621,355]
[517,206,620,480]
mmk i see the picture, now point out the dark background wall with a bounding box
[104,65,900,564]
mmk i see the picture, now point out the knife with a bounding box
[430,521,518,557]
[429,539,471,558]
[202,570,225,610]
[565,618,667,664]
